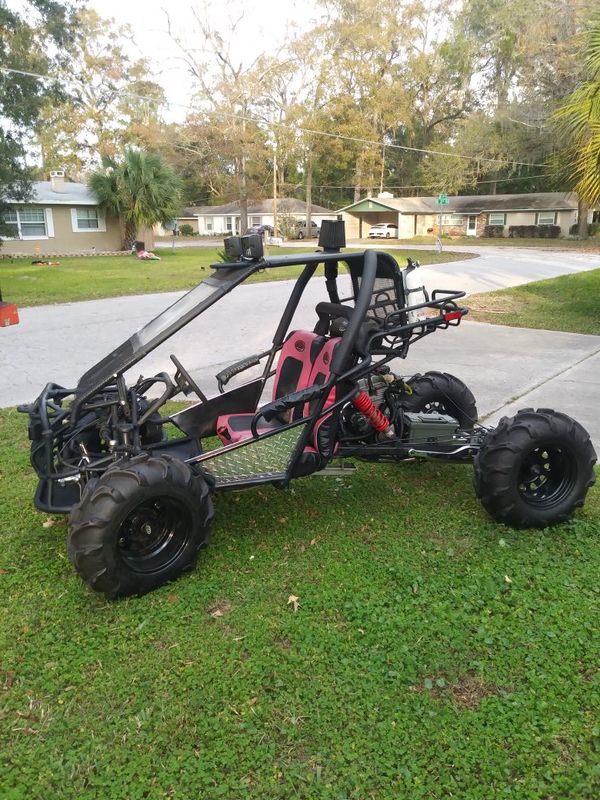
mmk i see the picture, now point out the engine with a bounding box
[342,368,462,447]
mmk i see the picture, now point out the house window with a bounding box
[250,216,261,226]
[206,219,213,232]
[488,212,506,225]
[2,207,47,238]
[71,207,105,232]
[3,210,19,238]
[536,211,557,225]
[226,216,234,232]
[442,214,464,225]
[75,208,99,229]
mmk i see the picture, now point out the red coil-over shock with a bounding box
[351,391,395,438]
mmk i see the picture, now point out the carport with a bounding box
[338,198,401,238]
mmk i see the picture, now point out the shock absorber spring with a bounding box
[351,391,394,438]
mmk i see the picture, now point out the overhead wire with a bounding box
[0,65,550,170]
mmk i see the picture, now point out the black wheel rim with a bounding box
[118,497,193,574]
[517,445,577,508]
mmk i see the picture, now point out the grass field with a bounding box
[1,405,599,799]
[0,247,474,308]
[467,267,600,336]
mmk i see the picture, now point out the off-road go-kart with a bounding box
[19,222,597,599]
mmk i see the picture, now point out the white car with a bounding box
[368,223,398,239]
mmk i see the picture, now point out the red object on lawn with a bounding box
[0,288,19,327]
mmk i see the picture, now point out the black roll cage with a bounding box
[21,245,468,499]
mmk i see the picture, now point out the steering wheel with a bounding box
[170,355,207,402]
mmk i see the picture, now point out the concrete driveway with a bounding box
[2,246,599,448]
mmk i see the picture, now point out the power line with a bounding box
[301,173,553,190]
[0,65,550,170]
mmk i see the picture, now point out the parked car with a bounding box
[245,224,273,237]
[368,223,398,239]
[294,220,320,239]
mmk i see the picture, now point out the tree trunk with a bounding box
[578,196,589,239]
[238,116,248,235]
[123,219,137,250]
[239,155,248,235]
[305,147,313,237]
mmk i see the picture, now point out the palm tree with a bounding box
[89,149,182,249]
[554,19,600,237]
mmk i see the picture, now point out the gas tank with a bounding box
[403,259,428,324]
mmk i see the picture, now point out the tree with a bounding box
[0,0,78,240]
[89,149,182,248]
[167,2,275,232]
[36,8,166,177]
[554,17,600,236]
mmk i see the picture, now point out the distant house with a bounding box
[0,171,153,256]
[338,192,592,239]
[162,198,337,236]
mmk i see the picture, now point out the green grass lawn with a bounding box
[0,247,473,308]
[1,405,599,799]
[467,267,600,335]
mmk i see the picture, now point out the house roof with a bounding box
[10,181,99,206]
[183,198,335,216]
[339,192,580,215]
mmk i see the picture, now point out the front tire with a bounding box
[402,371,478,429]
[68,454,213,598]
[474,409,596,528]
[297,231,304,239]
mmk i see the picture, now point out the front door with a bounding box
[467,216,477,236]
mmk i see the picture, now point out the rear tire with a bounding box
[297,231,304,239]
[68,454,213,598]
[474,409,596,528]
[403,371,478,429]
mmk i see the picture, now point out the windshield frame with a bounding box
[75,265,259,402]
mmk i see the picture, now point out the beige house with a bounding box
[1,171,153,256]
[339,192,591,239]
[163,198,337,236]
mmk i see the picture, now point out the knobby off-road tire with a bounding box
[403,371,478,430]
[68,454,213,599]
[474,409,596,528]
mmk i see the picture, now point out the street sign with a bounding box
[436,193,449,205]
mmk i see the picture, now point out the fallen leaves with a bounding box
[208,600,233,618]
[287,595,300,612]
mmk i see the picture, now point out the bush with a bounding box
[179,224,195,237]
[508,225,560,239]
[569,222,600,236]
[277,213,299,239]
[483,225,505,238]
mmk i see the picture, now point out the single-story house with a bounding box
[0,171,153,256]
[338,192,592,239]
[161,198,337,236]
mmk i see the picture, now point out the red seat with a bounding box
[217,331,324,444]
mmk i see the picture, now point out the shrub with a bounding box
[179,223,195,237]
[277,213,299,239]
[484,225,504,238]
[508,225,560,238]
[569,222,600,236]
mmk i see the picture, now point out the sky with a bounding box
[87,0,321,121]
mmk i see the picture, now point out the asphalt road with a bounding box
[2,246,599,447]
